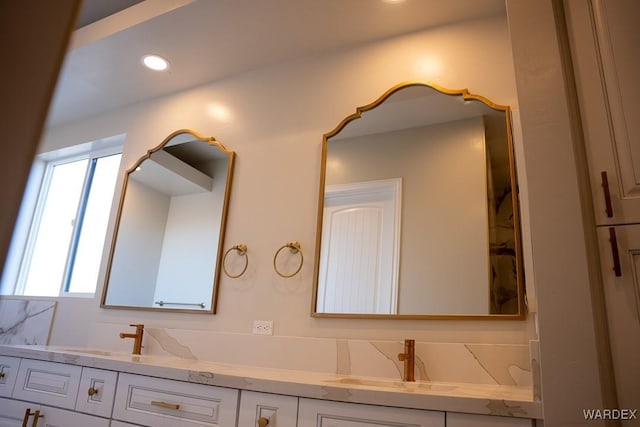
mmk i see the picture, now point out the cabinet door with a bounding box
[0,356,20,398]
[75,367,118,418]
[238,390,298,427]
[597,225,640,411]
[28,404,110,427]
[565,0,640,224]
[0,397,32,427]
[0,397,109,427]
[297,398,444,427]
[447,412,533,427]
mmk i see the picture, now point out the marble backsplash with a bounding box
[0,299,56,345]
[87,323,534,390]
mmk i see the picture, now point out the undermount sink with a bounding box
[327,377,456,392]
[61,348,120,357]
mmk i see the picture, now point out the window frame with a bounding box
[2,141,123,298]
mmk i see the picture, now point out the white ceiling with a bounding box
[47,0,506,127]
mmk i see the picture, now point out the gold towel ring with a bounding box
[273,241,303,278]
[222,244,249,278]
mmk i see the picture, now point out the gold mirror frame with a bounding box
[101,129,235,314]
[312,82,525,320]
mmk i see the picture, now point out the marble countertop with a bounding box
[0,345,542,419]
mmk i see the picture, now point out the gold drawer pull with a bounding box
[88,386,99,396]
[151,400,180,410]
[258,416,270,427]
[0,372,5,379]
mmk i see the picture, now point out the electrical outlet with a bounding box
[252,320,273,335]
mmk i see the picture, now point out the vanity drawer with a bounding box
[447,413,534,426]
[113,372,239,426]
[0,356,20,397]
[75,367,118,418]
[298,398,445,427]
[12,359,82,409]
[0,397,110,427]
[238,390,298,427]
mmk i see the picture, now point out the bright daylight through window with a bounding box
[1,144,122,297]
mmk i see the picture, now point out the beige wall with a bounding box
[37,15,538,346]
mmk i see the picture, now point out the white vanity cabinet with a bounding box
[0,352,539,426]
[0,356,20,398]
[238,390,298,427]
[297,397,444,427]
[112,372,239,427]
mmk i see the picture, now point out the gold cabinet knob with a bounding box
[0,372,5,379]
[88,387,99,396]
[258,417,269,427]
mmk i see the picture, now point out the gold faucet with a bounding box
[397,339,415,382]
[119,324,144,355]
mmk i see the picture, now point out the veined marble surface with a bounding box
[88,324,533,388]
[0,299,56,345]
[0,345,542,419]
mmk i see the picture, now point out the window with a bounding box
[1,141,122,297]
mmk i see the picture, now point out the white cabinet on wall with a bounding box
[567,0,640,225]
[565,0,640,412]
[596,225,640,412]
[297,398,444,427]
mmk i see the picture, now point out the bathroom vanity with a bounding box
[0,346,540,426]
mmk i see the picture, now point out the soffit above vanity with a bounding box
[47,0,506,127]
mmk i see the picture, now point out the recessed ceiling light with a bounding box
[141,54,169,71]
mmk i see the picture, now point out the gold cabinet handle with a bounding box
[21,409,34,427]
[88,386,99,396]
[22,409,43,427]
[32,410,43,427]
[258,417,270,427]
[0,372,5,379]
[151,400,180,410]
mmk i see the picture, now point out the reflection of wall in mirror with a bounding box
[325,117,489,314]
[153,158,228,309]
[108,179,170,306]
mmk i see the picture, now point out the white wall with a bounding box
[154,158,228,309]
[39,15,537,345]
[106,179,169,306]
[326,118,489,314]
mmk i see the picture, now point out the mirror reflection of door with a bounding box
[318,179,401,314]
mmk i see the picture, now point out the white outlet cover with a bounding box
[252,320,273,335]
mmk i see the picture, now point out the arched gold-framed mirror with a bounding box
[101,129,235,313]
[312,82,525,320]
